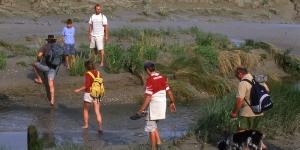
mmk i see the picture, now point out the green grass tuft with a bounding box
[0,51,7,70]
[196,82,300,143]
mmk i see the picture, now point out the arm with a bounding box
[167,90,176,112]
[138,94,151,113]
[88,24,93,41]
[74,85,85,93]
[104,25,109,42]
[231,97,243,118]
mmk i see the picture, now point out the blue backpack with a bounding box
[45,43,64,69]
[242,79,273,114]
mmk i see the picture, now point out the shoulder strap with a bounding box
[241,79,253,107]
[87,71,95,79]
[241,79,254,86]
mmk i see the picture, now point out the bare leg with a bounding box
[82,102,90,128]
[69,55,75,68]
[93,101,103,131]
[48,79,55,105]
[154,128,162,145]
[100,49,104,67]
[64,55,69,69]
[149,132,157,150]
[32,63,43,83]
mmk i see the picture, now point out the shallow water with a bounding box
[0,102,200,149]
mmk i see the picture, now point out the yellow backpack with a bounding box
[87,71,105,101]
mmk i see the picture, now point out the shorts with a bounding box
[238,116,262,130]
[64,44,75,55]
[34,62,56,80]
[83,92,94,103]
[90,36,104,51]
[145,120,158,132]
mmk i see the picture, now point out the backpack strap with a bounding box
[97,71,100,78]
[241,79,254,86]
[241,79,253,107]
[87,71,95,79]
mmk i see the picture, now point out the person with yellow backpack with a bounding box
[74,60,105,132]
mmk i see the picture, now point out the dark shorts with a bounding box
[64,44,75,55]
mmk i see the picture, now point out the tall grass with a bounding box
[0,51,6,70]
[196,94,237,143]
[0,40,34,56]
[68,45,93,76]
[274,49,300,76]
[104,44,124,73]
[260,81,300,135]
[196,82,300,143]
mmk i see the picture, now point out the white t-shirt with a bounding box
[88,13,108,37]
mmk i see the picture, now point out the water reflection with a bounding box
[0,102,200,148]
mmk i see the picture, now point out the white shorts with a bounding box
[83,92,94,103]
[145,120,158,132]
[90,36,104,51]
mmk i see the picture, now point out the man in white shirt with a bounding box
[88,4,109,67]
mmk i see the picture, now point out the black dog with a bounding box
[218,129,264,150]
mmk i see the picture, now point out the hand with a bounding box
[169,103,176,113]
[230,111,238,118]
[74,89,81,93]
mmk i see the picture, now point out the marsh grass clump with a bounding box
[274,49,300,76]
[194,46,219,71]
[260,82,300,135]
[218,50,261,76]
[192,28,231,49]
[0,40,33,56]
[242,39,272,52]
[170,56,231,96]
[196,94,238,143]
[196,82,300,143]
[0,51,6,70]
[142,0,152,16]
[169,80,194,104]
[104,44,125,73]
[68,47,93,76]
[110,27,140,40]
[27,125,43,150]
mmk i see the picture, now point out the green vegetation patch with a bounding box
[0,51,6,70]
[0,40,34,56]
[104,44,125,73]
[196,82,300,143]
[274,49,300,76]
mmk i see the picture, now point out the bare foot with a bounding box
[34,78,43,84]
[82,125,88,129]
[50,99,55,106]
[98,124,103,133]
[100,63,104,67]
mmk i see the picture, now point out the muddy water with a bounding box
[0,101,200,149]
